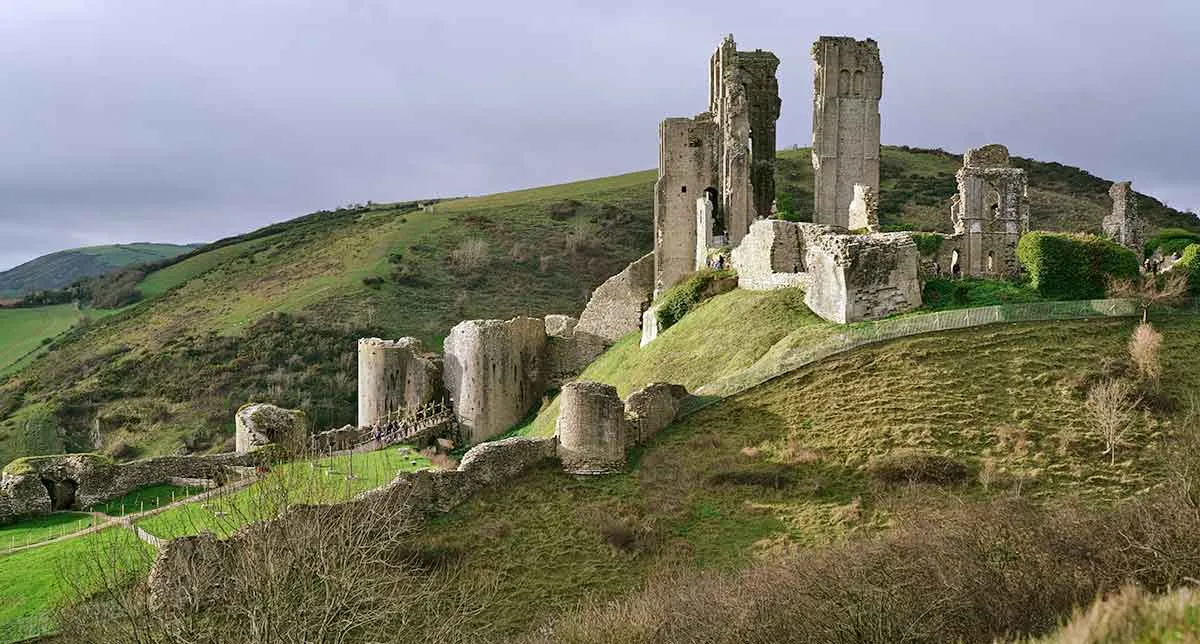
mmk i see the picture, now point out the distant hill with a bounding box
[0,243,199,297]
[0,146,1196,466]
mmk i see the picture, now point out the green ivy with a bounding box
[655,270,735,330]
[911,233,945,257]
[1016,232,1139,300]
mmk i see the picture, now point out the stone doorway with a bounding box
[41,477,78,511]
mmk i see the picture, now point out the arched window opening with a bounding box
[986,252,994,273]
[951,249,961,279]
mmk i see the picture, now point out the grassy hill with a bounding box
[0,243,197,298]
[32,296,1200,643]
[0,147,1196,467]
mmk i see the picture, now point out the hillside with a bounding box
[0,243,198,298]
[0,147,1196,466]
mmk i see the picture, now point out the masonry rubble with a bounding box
[235,403,307,455]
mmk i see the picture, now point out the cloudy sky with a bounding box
[1,0,1197,271]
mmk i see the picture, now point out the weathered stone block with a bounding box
[443,317,548,444]
[803,230,922,323]
[624,383,690,444]
[732,219,813,291]
[556,381,628,475]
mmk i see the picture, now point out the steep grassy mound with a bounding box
[1,147,1195,465]
[0,243,196,298]
[407,315,1200,639]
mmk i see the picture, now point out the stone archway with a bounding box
[41,477,78,511]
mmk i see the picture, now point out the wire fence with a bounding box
[695,297,1200,403]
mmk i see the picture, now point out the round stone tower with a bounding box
[357,337,444,429]
[555,381,628,475]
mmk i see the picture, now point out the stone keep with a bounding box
[555,381,628,475]
[235,403,307,454]
[654,35,781,295]
[1104,181,1143,253]
[443,317,548,444]
[812,36,882,227]
[357,337,443,428]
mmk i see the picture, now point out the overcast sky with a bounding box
[1,0,1197,271]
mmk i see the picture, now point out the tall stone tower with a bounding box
[653,35,781,295]
[1104,181,1143,254]
[811,37,882,228]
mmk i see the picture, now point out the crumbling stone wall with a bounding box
[946,144,1029,278]
[443,317,548,444]
[731,219,921,323]
[356,338,444,428]
[812,36,882,227]
[0,451,267,522]
[731,219,813,291]
[848,183,879,232]
[235,403,307,455]
[577,252,655,343]
[543,315,607,388]
[149,434,558,610]
[1105,181,1143,254]
[655,35,781,295]
[802,228,922,323]
[555,381,690,475]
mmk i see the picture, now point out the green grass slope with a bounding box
[0,243,196,298]
[408,314,1200,639]
[0,304,81,376]
[1,148,1196,466]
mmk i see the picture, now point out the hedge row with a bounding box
[1016,232,1139,300]
[1145,228,1200,258]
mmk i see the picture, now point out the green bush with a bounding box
[911,233,944,257]
[1145,228,1200,258]
[655,270,735,330]
[1176,244,1200,295]
[922,277,1042,310]
[1017,232,1139,300]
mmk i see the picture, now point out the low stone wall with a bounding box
[148,435,557,610]
[732,219,815,291]
[0,450,271,523]
[311,424,369,453]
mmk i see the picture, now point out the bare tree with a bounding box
[1085,378,1143,465]
[1128,322,1163,384]
[1109,271,1189,323]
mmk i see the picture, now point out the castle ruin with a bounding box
[1105,181,1143,254]
[653,35,781,295]
[811,37,883,227]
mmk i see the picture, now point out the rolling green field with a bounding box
[0,304,81,376]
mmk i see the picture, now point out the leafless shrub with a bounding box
[449,238,490,274]
[1109,271,1189,323]
[1085,378,1143,465]
[56,458,491,644]
[1127,322,1162,384]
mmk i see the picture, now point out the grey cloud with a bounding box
[0,0,1196,270]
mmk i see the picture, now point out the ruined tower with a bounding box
[811,37,882,228]
[653,35,781,295]
[948,144,1029,277]
[1104,181,1143,254]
